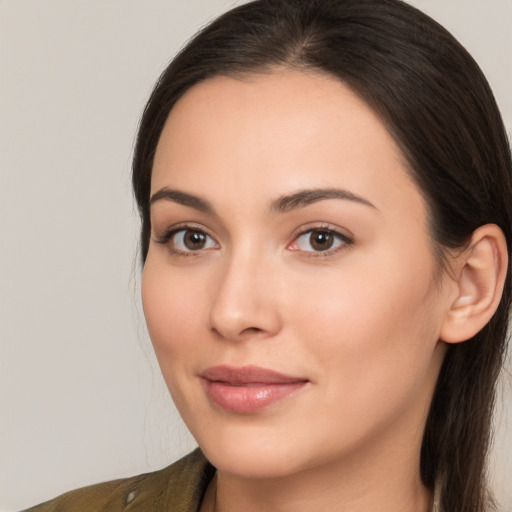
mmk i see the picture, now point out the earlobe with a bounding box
[440,224,508,344]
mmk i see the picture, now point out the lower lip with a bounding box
[202,380,307,413]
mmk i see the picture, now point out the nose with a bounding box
[208,252,282,342]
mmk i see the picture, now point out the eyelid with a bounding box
[152,222,219,256]
[287,223,354,256]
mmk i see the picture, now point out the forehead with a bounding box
[151,70,424,222]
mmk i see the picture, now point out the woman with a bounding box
[22,0,511,511]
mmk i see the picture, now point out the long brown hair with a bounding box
[132,1,512,510]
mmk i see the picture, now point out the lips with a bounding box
[200,365,309,413]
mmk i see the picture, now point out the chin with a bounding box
[189,415,332,480]
[202,441,308,480]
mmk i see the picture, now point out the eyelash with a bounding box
[288,225,353,258]
[153,224,353,258]
[154,225,218,258]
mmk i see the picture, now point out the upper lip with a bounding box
[200,365,308,385]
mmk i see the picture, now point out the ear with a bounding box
[440,224,508,344]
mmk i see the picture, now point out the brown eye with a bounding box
[183,230,207,250]
[290,228,349,254]
[309,231,334,251]
[170,228,217,252]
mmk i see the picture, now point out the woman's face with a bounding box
[142,70,452,479]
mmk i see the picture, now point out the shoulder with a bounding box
[20,449,214,512]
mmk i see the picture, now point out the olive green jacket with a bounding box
[21,450,214,512]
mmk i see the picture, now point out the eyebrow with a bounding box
[270,188,377,213]
[149,186,377,215]
[150,187,215,214]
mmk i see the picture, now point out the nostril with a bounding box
[242,327,263,334]
[210,324,265,341]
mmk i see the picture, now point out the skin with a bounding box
[142,70,457,512]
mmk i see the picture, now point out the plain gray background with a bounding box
[1,1,511,510]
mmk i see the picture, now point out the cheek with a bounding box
[141,258,204,365]
[141,257,213,420]
[287,246,441,406]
